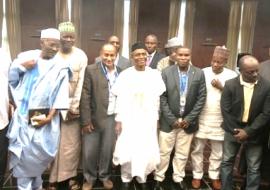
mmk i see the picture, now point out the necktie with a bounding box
[146,55,152,66]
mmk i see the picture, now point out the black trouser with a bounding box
[0,126,8,188]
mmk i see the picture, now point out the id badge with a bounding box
[180,95,186,106]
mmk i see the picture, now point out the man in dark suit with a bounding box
[80,44,121,190]
[220,55,270,190]
[95,35,132,70]
[154,47,206,190]
[144,34,165,69]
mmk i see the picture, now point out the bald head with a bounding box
[239,55,259,83]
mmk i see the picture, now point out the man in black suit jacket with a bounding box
[144,34,165,69]
[154,47,206,190]
[220,55,270,190]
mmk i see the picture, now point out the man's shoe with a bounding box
[191,178,201,189]
[103,179,113,189]
[174,181,187,190]
[153,180,163,190]
[140,183,149,190]
[212,179,221,190]
[82,181,93,190]
[121,182,130,190]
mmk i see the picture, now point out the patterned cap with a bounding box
[58,21,75,33]
[213,45,230,59]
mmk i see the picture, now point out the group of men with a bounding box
[0,21,270,190]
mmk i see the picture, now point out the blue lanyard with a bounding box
[179,72,188,95]
[100,62,118,89]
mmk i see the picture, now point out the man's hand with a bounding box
[233,128,248,141]
[22,60,36,70]
[82,123,94,134]
[211,79,223,91]
[180,119,189,129]
[67,110,80,121]
[172,120,181,129]
[32,115,53,128]
[115,122,122,136]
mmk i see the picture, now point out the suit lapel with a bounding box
[248,78,262,120]
[172,65,180,93]
[187,65,195,91]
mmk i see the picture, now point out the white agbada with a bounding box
[112,66,165,179]
[195,67,237,140]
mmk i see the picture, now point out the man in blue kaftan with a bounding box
[7,28,70,190]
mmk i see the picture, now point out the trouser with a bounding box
[17,176,42,190]
[121,163,146,183]
[82,115,115,183]
[154,129,193,183]
[49,118,81,183]
[0,126,8,188]
[191,137,223,179]
[221,132,262,190]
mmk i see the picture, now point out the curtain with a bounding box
[184,0,196,49]
[6,0,21,60]
[114,0,124,42]
[55,0,69,27]
[240,0,258,53]
[168,0,181,39]
[226,0,242,69]
[129,0,139,49]
[71,0,82,47]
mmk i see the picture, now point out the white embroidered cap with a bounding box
[40,28,60,40]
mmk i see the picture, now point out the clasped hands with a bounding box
[172,119,189,129]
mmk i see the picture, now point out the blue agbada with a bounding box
[7,50,70,178]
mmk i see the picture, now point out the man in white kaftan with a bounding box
[7,28,70,190]
[112,43,165,190]
[190,46,237,190]
[48,22,87,190]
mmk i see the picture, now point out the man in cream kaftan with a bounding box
[7,29,70,190]
[112,43,165,190]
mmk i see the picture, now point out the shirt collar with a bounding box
[240,75,257,88]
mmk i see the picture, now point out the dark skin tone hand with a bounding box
[32,109,56,128]
[21,60,37,70]
[82,122,94,134]
[172,119,189,129]
[115,121,122,136]
[211,79,223,91]
[234,128,249,142]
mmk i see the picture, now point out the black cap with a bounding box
[131,42,146,52]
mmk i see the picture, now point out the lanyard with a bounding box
[100,62,118,89]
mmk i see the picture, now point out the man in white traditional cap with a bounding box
[8,28,70,190]
[157,37,182,71]
[190,46,237,190]
[48,21,87,190]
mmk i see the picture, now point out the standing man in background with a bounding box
[190,46,237,190]
[80,44,119,190]
[144,34,165,69]
[157,37,182,71]
[0,48,11,188]
[48,22,88,190]
[96,35,132,70]
[8,28,70,190]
